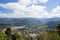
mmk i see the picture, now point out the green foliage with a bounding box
[56,23,60,29]
[5,27,12,37]
[56,23,60,36]
[37,31,49,40]
[0,26,60,40]
[49,32,60,40]
[0,29,7,40]
[11,32,25,40]
[36,30,60,40]
[4,27,12,40]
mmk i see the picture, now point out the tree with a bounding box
[49,32,60,40]
[0,29,7,40]
[5,27,12,36]
[5,27,12,40]
[37,31,49,40]
[11,32,25,40]
[36,25,49,40]
[56,23,60,36]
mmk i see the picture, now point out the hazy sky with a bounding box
[0,0,60,18]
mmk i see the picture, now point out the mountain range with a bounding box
[0,18,60,29]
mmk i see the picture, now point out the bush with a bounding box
[49,31,60,40]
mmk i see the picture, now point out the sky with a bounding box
[0,0,60,18]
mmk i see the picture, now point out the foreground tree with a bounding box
[11,32,25,40]
[5,27,12,36]
[49,31,60,40]
[5,27,12,40]
[0,29,7,40]
[56,23,60,36]
[36,25,49,40]
[37,31,49,40]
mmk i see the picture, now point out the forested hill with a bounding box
[0,18,60,29]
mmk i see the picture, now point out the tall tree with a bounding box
[11,32,25,40]
[5,27,12,36]
[5,27,12,40]
[56,23,60,36]
[0,29,7,40]
[49,32,60,40]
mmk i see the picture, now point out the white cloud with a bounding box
[18,0,32,6]
[26,5,53,18]
[0,0,50,18]
[32,0,48,4]
[39,0,48,3]
[33,0,48,4]
[51,6,60,18]
[0,4,51,18]
[18,0,48,5]
[1,0,60,18]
